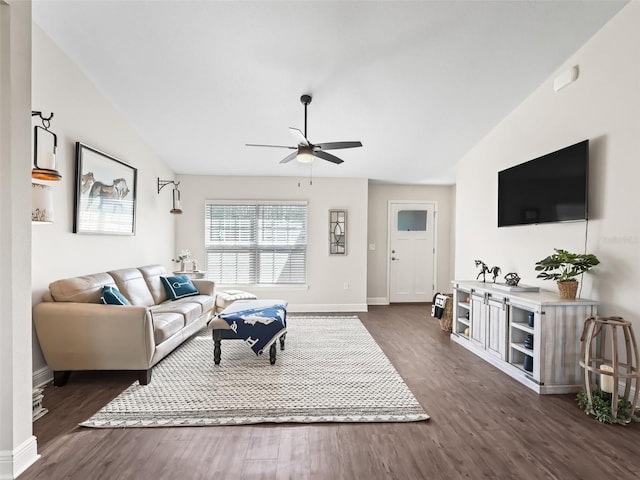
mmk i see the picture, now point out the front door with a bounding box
[388,202,436,303]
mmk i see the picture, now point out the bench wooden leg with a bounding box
[53,370,71,387]
[213,329,222,365]
[138,369,152,385]
[269,343,277,365]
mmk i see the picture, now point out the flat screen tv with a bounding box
[498,140,588,227]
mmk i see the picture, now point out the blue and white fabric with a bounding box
[160,275,200,300]
[216,299,288,355]
[100,285,131,305]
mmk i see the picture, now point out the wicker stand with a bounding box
[579,316,640,420]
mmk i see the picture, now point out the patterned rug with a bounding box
[81,315,429,427]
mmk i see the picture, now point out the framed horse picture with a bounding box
[73,143,137,235]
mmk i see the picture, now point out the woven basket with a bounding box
[438,294,454,332]
[557,280,579,299]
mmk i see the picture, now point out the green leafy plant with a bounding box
[535,248,600,282]
[576,388,640,425]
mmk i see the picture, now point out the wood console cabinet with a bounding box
[451,281,597,394]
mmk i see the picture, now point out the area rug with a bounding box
[80,315,429,427]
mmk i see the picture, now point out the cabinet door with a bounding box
[469,293,485,347]
[486,297,507,360]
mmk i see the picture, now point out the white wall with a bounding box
[31,26,177,379]
[175,175,368,312]
[1,2,38,477]
[455,3,640,327]
[367,183,455,303]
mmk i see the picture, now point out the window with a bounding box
[397,210,427,231]
[205,201,307,285]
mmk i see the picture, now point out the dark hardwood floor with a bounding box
[24,304,640,479]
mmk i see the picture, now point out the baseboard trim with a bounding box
[32,366,52,388]
[287,304,368,313]
[0,436,39,480]
[367,297,389,305]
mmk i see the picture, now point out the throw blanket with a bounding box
[217,299,288,355]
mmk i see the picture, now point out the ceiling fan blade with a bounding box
[314,141,362,150]
[313,150,344,165]
[289,127,309,147]
[279,151,298,164]
[246,143,296,149]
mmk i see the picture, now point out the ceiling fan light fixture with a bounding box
[296,148,315,164]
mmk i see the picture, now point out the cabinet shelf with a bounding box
[510,343,534,355]
[457,317,470,327]
[511,322,534,334]
[457,302,470,310]
[510,361,535,377]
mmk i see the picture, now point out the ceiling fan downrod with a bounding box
[300,94,312,139]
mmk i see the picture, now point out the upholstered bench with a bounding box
[208,299,287,365]
[215,290,258,313]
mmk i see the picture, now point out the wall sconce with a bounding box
[329,209,347,255]
[32,182,54,224]
[157,178,183,214]
[32,111,62,181]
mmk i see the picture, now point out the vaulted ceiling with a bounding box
[33,0,627,184]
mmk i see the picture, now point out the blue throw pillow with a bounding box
[101,285,131,305]
[161,275,199,300]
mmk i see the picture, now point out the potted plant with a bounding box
[534,248,600,299]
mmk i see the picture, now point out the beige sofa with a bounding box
[33,265,215,386]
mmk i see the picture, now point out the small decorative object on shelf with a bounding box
[172,249,192,272]
[489,266,501,283]
[578,316,640,424]
[534,248,600,299]
[523,354,533,372]
[504,272,521,286]
[524,334,534,350]
[474,259,489,282]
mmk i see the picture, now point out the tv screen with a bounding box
[498,140,588,227]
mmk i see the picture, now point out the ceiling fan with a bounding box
[246,94,362,165]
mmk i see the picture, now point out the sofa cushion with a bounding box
[150,311,184,345]
[49,273,117,303]
[161,275,199,300]
[139,264,169,305]
[177,294,214,314]
[108,268,155,307]
[100,286,131,305]
[152,301,202,326]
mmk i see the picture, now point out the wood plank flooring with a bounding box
[23,305,640,479]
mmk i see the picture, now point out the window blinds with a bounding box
[205,202,307,285]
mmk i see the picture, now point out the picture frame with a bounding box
[73,142,137,235]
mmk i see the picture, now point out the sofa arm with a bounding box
[192,279,215,297]
[33,302,155,371]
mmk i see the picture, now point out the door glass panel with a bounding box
[397,210,427,231]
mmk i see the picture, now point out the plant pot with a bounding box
[557,280,578,299]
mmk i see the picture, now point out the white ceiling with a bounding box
[33,0,627,185]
